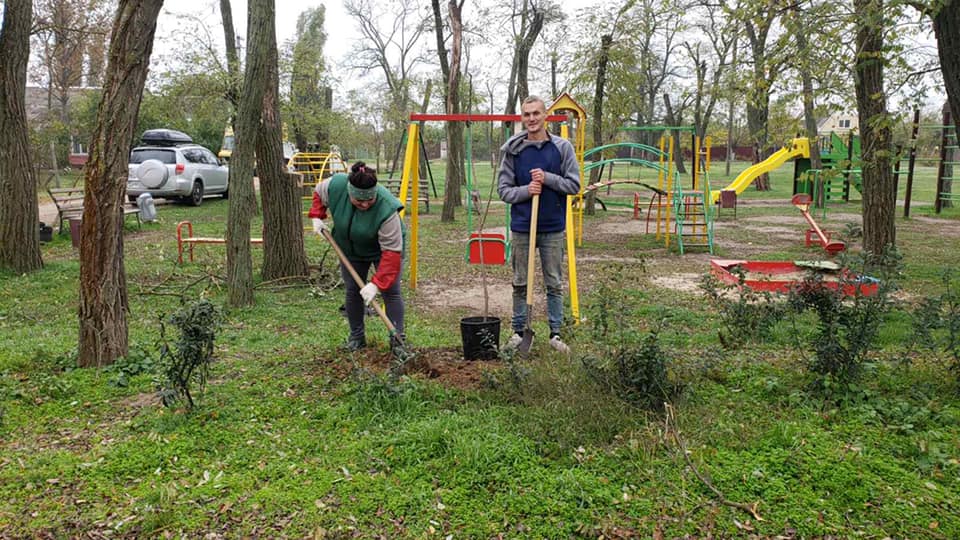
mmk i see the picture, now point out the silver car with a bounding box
[126,130,229,206]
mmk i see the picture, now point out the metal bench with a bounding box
[176,220,263,264]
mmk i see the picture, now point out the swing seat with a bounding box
[468,233,507,265]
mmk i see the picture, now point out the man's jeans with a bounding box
[340,258,404,342]
[510,230,565,334]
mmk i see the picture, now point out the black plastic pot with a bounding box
[460,316,501,360]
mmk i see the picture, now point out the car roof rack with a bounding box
[141,128,193,147]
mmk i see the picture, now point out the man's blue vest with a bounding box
[510,141,566,234]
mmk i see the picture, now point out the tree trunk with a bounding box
[854,0,895,260]
[585,34,612,216]
[441,0,463,222]
[941,101,954,208]
[227,0,271,307]
[77,0,162,367]
[501,5,544,136]
[663,94,687,175]
[790,5,821,170]
[933,0,960,143]
[259,4,308,281]
[220,0,240,115]
[746,99,770,190]
[0,0,43,273]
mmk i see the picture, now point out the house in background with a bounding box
[817,111,859,136]
[25,85,99,168]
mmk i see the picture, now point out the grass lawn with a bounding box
[2,159,959,537]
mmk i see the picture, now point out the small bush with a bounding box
[787,250,900,398]
[700,270,787,348]
[910,270,960,378]
[581,328,680,412]
[157,299,222,409]
[579,274,681,411]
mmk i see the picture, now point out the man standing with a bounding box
[498,96,580,353]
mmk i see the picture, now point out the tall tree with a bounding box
[500,0,547,135]
[853,0,895,258]
[432,0,466,222]
[77,0,162,367]
[258,2,308,281]
[288,7,330,152]
[32,0,111,120]
[911,1,960,141]
[226,0,272,307]
[220,0,240,115]
[0,0,43,273]
[344,0,429,172]
[731,0,789,191]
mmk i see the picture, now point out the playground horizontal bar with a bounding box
[408,113,568,122]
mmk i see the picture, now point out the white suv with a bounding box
[126,129,229,206]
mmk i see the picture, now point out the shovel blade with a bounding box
[517,327,535,355]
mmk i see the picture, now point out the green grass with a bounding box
[2,169,960,537]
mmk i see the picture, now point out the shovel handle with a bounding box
[525,194,540,307]
[320,229,398,335]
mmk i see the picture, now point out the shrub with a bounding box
[700,270,787,348]
[157,299,222,409]
[579,275,681,411]
[910,270,960,378]
[787,250,900,398]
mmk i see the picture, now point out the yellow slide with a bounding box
[711,138,810,203]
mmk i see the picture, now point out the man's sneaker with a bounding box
[340,337,367,352]
[549,334,570,354]
[504,332,524,351]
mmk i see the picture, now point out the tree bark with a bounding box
[932,0,960,143]
[854,0,895,260]
[226,0,271,307]
[440,0,464,222]
[77,0,162,367]
[791,7,822,171]
[0,0,43,273]
[220,0,240,115]
[258,3,308,281]
[585,33,612,216]
[501,3,544,136]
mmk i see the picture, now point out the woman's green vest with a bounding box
[327,173,404,261]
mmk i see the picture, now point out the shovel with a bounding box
[319,228,414,364]
[517,194,540,355]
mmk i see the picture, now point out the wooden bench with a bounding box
[48,186,141,233]
[382,178,431,213]
[176,220,263,264]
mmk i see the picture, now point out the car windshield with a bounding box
[130,149,176,164]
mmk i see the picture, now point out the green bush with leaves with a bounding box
[700,270,787,348]
[579,275,681,411]
[910,270,960,377]
[787,251,901,398]
[157,299,223,409]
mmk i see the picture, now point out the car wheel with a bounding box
[189,181,203,206]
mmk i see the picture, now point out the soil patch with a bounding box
[325,346,502,390]
[650,273,705,294]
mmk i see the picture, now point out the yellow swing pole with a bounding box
[399,123,421,288]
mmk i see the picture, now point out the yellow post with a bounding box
[560,124,580,324]
[400,123,421,288]
[705,135,712,172]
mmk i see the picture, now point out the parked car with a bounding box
[127,129,229,206]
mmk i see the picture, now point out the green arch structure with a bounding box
[584,142,668,160]
[583,157,668,174]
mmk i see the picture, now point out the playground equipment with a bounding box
[791,194,845,255]
[711,137,811,203]
[396,94,586,323]
[710,259,878,297]
[935,107,960,214]
[673,135,714,254]
[288,151,348,192]
[793,132,863,206]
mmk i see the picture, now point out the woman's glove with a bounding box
[360,282,378,305]
[312,218,327,235]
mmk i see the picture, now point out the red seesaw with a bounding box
[791,194,845,255]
